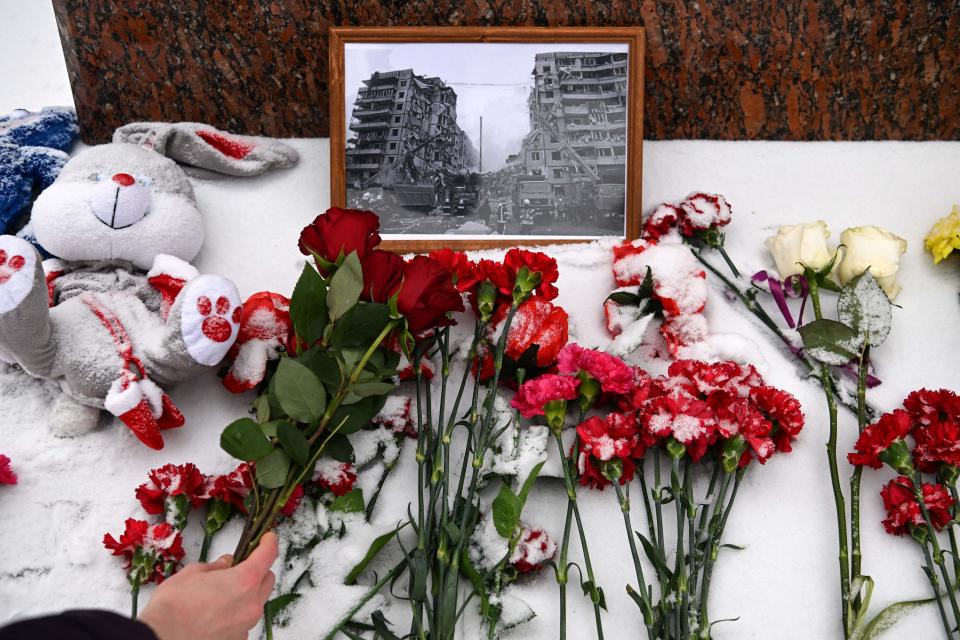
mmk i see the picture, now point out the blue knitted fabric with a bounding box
[0,107,79,236]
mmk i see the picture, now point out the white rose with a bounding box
[835,226,908,299]
[765,221,834,279]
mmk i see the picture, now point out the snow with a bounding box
[3,6,960,640]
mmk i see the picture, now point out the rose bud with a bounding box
[835,225,907,300]
[764,221,834,279]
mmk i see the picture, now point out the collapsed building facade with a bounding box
[512,51,629,207]
[346,69,477,188]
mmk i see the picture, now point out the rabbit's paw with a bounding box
[0,235,37,313]
[180,274,241,366]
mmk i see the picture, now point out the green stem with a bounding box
[557,498,574,640]
[810,278,852,639]
[919,534,954,640]
[613,481,655,640]
[914,472,960,627]
[321,560,407,640]
[717,245,740,278]
[130,580,140,619]
[850,344,870,616]
[199,529,213,563]
[697,471,732,637]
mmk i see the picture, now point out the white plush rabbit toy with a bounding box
[0,124,297,449]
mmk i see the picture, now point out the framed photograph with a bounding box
[329,26,644,252]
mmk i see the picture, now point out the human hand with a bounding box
[139,532,278,640]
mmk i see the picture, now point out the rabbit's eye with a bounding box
[89,173,106,182]
[136,175,152,187]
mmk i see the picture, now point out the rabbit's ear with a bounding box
[113,122,298,177]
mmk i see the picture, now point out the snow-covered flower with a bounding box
[510,525,557,574]
[103,518,185,585]
[280,484,306,517]
[0,455,16,485]
[313,460,357,496]
[136,463,208,530]
[576,413,644,489]
[765,221,834,279]
[206,463,254,513]
[835,226,907,300]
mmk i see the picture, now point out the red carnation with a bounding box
[298,207,381,268]
[576,413,644,489]
[557,343,634,395]
[668,360,764,400]
[510,525,557,574]
[428,248,478,292]
[715,396,775,467]
[677,193,733,235]
[136,462,208,524]
[848,410,913,469]
[880,476,955,536]
[397,255,465,333]
[314,460,357,496]
[904,388,960,429]
[642,387,716,462]
[504,248,560,301]
[617,368,663,413]
[360,249,404,303]
[280,484,306,517]
[913,418,960,472]
[750,385,805,453]
[103,519,185,585]
[206,463,254,513]
[468,259,514,314]
[511,373,580,418]
[0,455,16,485]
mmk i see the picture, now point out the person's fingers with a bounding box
[237,532,279,581]
[256,569,277,604]
[208,554,233,568]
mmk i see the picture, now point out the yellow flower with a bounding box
[925,205,960,264]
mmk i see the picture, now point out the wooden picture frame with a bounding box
[329,26,644,252]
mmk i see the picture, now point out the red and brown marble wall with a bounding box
[52,0,959,143]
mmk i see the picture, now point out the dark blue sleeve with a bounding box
[0,610,158,640]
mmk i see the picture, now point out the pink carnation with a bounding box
[557,343,635,395]
[511,374,580,418]
[0,455,16,485]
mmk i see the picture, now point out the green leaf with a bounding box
[330,303,391,348]
[852,593,939,640]
[327,252,363,321]
[300,349,342,389]
[254,395,270,423]
[325,433,354,462]
[351,381,397,397]
[330,395,387,435]
[606,291,642,306]
[344,524,405,584]
[256,449,290,489]
[259,420,286,439]
[798,318,862,366]
[220,418,274,461]
[277,421,310,465]
[274,358,327,423]
[290,264,328,346]
[492,482,522,539]
[838,270,892,347]
[636,531,673,581]
[517,461,545,508]
[329,488,364,513]
[265,592,301,620]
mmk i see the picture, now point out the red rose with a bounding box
[0,455,16,485]
[360,249,404,303]
[314,460,357,496]
[504,248,560,301]
[428,248,478,292]
[298,207,381,268]
[397,255,465,332]
[511,373,580,418]
[280,484,306,517]
[848,410,913,469]
[502,297,569,367]
[880,476,954,536]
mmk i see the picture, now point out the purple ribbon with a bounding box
[752,270,797,328]
[840,361,882,388]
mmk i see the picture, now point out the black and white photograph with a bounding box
[342,41,633,240]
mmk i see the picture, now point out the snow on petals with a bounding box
[313,459,357,496]
[510,525,557,574]
[135,463,208,516]
[103,518,185,584]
